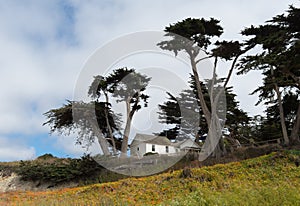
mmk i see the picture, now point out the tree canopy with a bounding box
[239,5,300,144]
[44,68,150,157]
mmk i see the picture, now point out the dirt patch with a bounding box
[0,172,78,192]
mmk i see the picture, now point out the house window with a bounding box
[152,145,155,152]
[166,146,169,153]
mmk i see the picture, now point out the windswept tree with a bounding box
[158,78,249,147]
[157,77,209,142]
[88,75,118,154]
[43,101,121,156]
[157,90,203,141]
[158,18,250,158]
[252,91,300,142]
[44,68,151,157]
[105,68,151,157]
[239,5,300,144]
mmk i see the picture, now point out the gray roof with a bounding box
[131,133,171,146]
[131,134,201,150]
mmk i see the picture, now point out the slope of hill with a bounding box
[1,150,300,205]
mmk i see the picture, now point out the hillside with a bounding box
[0,150,300,205]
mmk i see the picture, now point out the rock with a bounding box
[0,172,19,192]
[0,172,78,192]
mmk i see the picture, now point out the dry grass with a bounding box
[1,150,299,205]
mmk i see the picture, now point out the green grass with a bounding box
[1,150,300,205]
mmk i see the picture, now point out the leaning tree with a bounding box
[238,5,300,145]
[158,18,251,158]
[103,68,151,157]
[43,100,121,156]
[158,76,249,147]
[44,68,151,157]
[88,75,118,154]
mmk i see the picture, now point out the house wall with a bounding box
[131,142,178,156]
[145,143,177,155]
[130,142,147,157]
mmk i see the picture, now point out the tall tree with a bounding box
[239,5,300,144]
[157,89,205,141]
[158,78,249,149]
[44,68,151,157]
[157,77,209,142]
[158,18,249,158]
[106,68,151,157]
[88,75,117,154]
[258,91,299,142]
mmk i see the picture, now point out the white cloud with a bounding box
[52,135,102,157]
[0,136,36,161]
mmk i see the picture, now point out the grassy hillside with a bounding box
[1,150,300,206]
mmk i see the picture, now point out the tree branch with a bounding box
[195,55,213,65]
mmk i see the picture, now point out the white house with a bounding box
[130,133,201,157]
[130,134,177,157]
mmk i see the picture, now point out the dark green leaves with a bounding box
[212,41,242,60]
[158,17,223,55]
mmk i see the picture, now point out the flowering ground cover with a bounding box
[1,150,300,206]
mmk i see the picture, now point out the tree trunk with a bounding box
[190,54,211,127]
[104,93,117,155]
[210,57,226,157]
[120,99,132,158]
[290,103,300,144]
[275,83,289,145]
[191,54,228,159]
[89,120,110,156]
[271,66,289,145]
[213,142,222,160]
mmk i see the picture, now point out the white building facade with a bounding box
[130,133,199,157]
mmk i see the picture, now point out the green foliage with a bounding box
[3,150,300,205]
[159,17,223,53]
[251,91,299,141]
[238,5,300,144]
[36,153,55,160]
[16,155,105,185]
[158,77,249,142]
[44,67,152,156]
[44,101,120,143]
[106,67,151,111]
[212,40,242,60]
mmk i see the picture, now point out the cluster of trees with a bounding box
[238,6,300,145]
[44,68,150,157]
[44,5,299,158]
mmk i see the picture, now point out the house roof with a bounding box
[131,133,171,146]
[131,134,201,149]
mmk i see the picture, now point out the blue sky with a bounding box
[0,0,299,161]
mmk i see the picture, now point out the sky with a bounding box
[0,0,299,161]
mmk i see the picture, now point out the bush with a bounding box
[36,153,55,160]
[17,154,103,185]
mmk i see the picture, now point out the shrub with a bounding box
[17,154,103,185]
